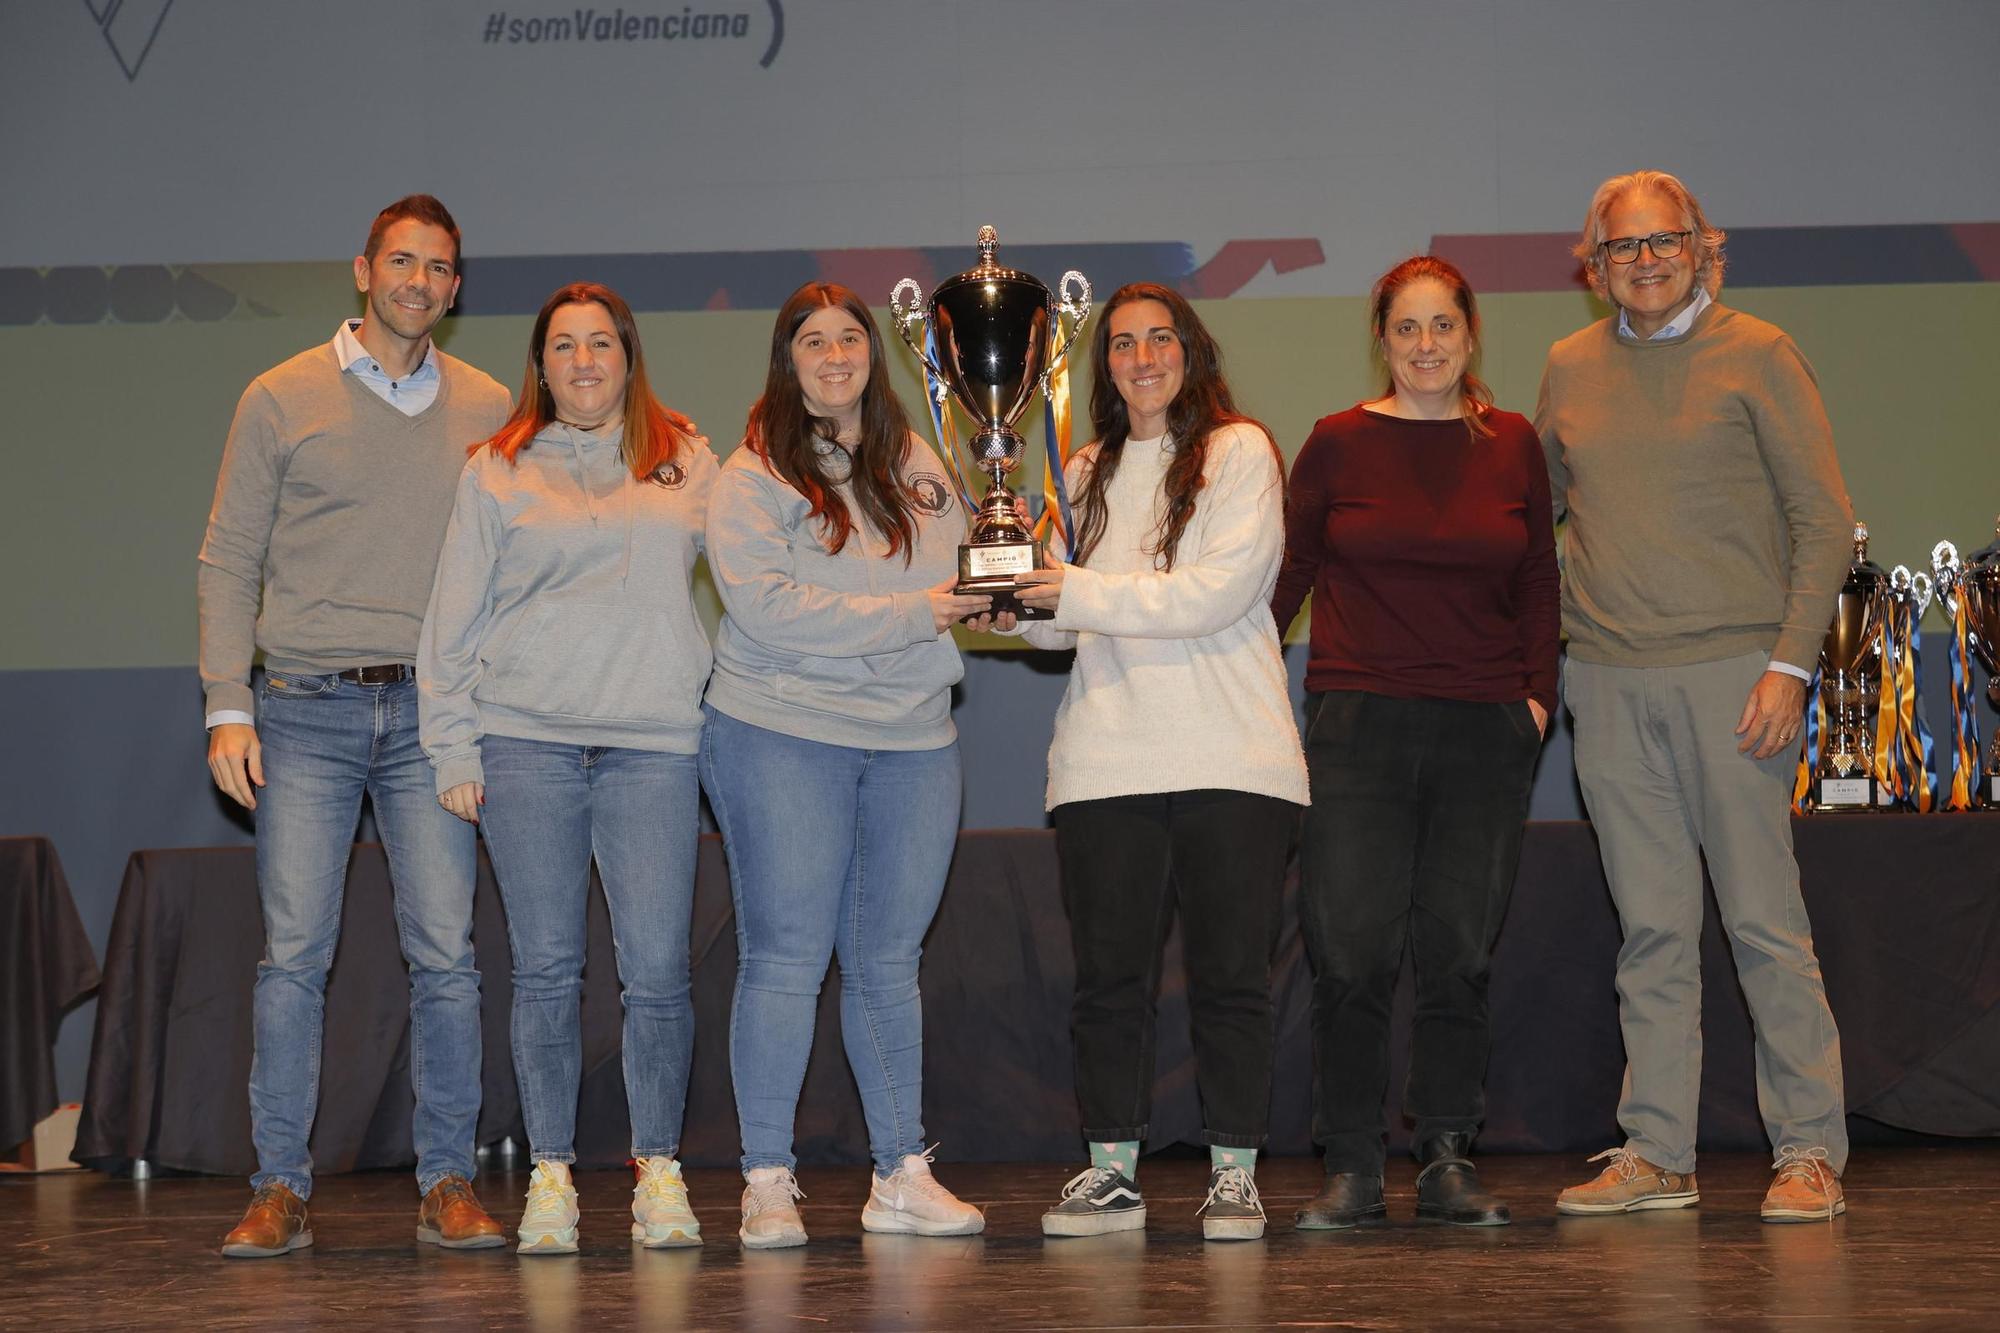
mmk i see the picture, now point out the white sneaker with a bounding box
[517,1161,580,1255]
[739,1165,808,1249]
[631,1156,702,1248]
[860,1148,985,1237]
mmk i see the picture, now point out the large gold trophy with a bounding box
[890,227,1090,620]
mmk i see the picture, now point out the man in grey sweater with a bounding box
[198,196,512,1256]
[1536,171,1852,1225]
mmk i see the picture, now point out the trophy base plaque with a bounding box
[953,478,1055,622]
[1815,775,1879,812]
[956,544,1054,621]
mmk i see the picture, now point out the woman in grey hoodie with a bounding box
[700,282,993,1248]
[419,283,716,1255]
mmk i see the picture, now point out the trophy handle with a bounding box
[1044,270,1093,384]
[1932,540,1962,617]
[889,278,950,386]
[1911,570,1934,618]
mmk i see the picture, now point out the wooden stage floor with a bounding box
[7,1150,1997,1330]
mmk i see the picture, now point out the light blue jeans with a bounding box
[250,672,481,1200]
[478,736,701,1163]
[698,706,962,1176]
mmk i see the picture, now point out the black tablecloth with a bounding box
[75,819,2000,1175]
[1,837,101,1151]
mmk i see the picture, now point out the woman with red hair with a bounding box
[419,282,716,1254]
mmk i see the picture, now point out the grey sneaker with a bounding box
[739,1165,808,1249]
[1198,1165,1265,1241]
[1042,1166,1146,1237]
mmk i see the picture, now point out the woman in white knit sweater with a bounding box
[1014,282,1307,1242]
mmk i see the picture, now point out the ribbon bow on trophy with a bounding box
[891,226,1092,621]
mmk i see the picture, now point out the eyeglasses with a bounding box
[1599,230,1691,265]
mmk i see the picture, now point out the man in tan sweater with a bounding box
[1535,170,1852,1223]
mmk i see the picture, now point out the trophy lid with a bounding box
[1845,521,1889,582]
[934,224,1050,299]
[1968,514,2000,573]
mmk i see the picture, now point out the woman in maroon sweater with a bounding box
[1271,255,1557,1230]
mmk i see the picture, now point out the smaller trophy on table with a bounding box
[1814,523,1890,811]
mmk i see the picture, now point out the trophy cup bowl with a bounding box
[891,226,1091,620]
[1822,579,1883,677]
[1815,522,1889,810]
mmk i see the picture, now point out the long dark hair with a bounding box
[479,282,694,479]
[743,282,920,562]
[1070,283,1274,570]
[1369,255,1495,440]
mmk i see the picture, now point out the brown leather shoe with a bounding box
[1761,1147,1845,1223]
[221,1181,313,1258]
[418,1174,507,1249]
[1555,1147,1699,1215]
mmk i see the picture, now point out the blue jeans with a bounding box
[699,706,961,1176]
[250,672,481,1199]
[478,736,701,1163]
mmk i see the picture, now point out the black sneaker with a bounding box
[1042,1166,1146,1237]
[1198,1165,1266,1241]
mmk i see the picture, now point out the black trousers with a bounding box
[1052,787,1300,1148]
[1299,691,1540,1172]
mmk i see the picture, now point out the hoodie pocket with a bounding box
[480,601,704,728]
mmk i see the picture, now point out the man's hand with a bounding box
[1527,698,1549,738]
[207,723,264,810]
[1736,670,1808,759]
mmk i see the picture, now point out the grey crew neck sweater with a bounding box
[419,421,719,792]
[703,433,965,751]
[198,342,511,717]
[1534,302,1852,672]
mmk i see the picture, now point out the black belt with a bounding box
[337,664,413,685]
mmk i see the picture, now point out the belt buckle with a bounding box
[342,664,409,685]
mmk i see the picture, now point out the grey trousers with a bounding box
[1566,650,1848,1174]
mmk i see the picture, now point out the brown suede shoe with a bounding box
[221,1181,313,1258]
[418,1174,508,1249]
[1761,1147,1845,1223]
[1555,1147,1699,1215]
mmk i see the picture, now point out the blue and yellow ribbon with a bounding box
[1792,666,1824,814]
[1900,591,1939,811]
[1945,585,1982,810]
[1035,331,1077,560]
[917,326,978,521]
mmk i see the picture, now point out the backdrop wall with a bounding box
[4,0,1997,1101]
